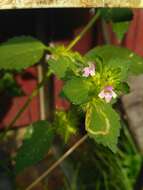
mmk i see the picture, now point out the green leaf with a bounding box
[15,120,54,174]
[63,77,90,105]
[112,21,130,42]
[86,45,143,75]
[0,36,46,70]
[48,57,71,78]
[86,101,121,153]
[118,82,130,94]
[0,72,22,96]
[100,8,133,22]
[107,58,130,80]
[48,45,85,79]
[55,110,78,143]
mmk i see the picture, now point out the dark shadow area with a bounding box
[0,8,89,43]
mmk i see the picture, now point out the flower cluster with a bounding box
[82,63,117,103]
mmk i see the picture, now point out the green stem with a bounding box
[123,122,138,154]
[101,18,111,44]
[67,10,100,51]
[24,11,101,190]
[0,76,47,140]
[8,81,43,128]
[115,157,132,190]
[25,134,88,190]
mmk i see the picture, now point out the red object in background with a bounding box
[124,9,143,57]
[0,67,40,129]
[1,9,143,129]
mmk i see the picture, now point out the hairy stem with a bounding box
[67,10,100,50]
[8,82,43,128]
[25,11,100,189]
[25,134,88,190]
[101,18,111,44]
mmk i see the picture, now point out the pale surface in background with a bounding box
[122,75,143,153]
[0,0,142,9]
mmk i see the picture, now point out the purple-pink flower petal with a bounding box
[104,93,113,103]
[105,86,113,91]
[98,90,105,99]
[83,67,90,77]
[82,63,96,77]
[98,86,117,103]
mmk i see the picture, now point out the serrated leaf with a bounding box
[63,78,90,105]
[85,45,143,75]
[15,121,54,174]
[86,102,121,153]
[100,8,133,22]
[48,57,70,78]
[112,21,129,42]
[0,36,46,70]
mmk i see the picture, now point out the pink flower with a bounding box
[82,63,95,77]
[98,86,117,103]
[45,54,51,61]
[45,54,55,61]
